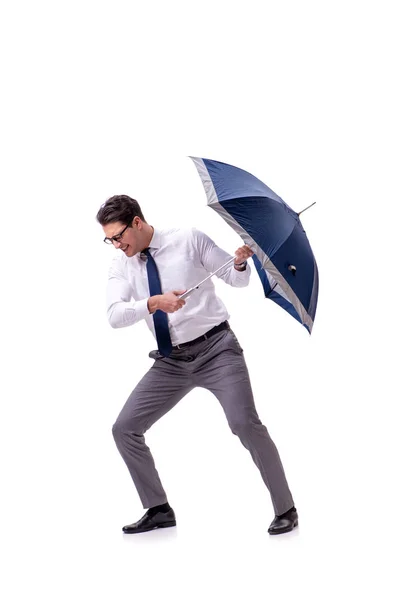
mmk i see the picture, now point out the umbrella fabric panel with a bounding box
[252,254,306,329]
[215,196,298,261]
[269,221,318,316]
[211,196,316,331]
[203,158,287,206]
[209,194,318,324]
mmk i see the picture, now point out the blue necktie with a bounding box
[143,248,173,357]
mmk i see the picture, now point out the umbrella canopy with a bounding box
[190,157,319,333]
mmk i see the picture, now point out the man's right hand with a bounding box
[147,291,186,314]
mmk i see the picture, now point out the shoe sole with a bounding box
[268,520,298,535]
[123,521,177,534]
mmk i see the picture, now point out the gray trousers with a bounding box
[112,327,294,515]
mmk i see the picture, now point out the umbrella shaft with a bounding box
[179,257,236,299]
[298,202,316,216]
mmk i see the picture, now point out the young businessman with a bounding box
[97,194,297,535]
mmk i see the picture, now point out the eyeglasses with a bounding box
[103,224,130,245]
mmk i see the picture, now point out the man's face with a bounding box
[103,218,142,257]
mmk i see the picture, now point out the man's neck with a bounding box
[141,225,154,251]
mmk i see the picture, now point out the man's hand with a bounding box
[147,291,186,314]
[234,244,254,265]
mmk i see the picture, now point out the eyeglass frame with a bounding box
[103,223,131,245]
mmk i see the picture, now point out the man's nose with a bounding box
[112,239,122,248]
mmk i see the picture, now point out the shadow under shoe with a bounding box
[122,508,176,534]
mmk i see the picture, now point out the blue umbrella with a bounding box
[190,157,319,333]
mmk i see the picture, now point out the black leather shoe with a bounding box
[268,507,298,535]
[122,508,176,534]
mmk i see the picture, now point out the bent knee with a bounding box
[112,417,145,440]
[229,418,262,437]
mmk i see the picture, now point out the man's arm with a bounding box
[106,258,186,327]
[191,228,252,288]
[106,259,149,328]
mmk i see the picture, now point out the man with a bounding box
[97,194,298,535]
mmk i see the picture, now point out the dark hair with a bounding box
[96,195,146,226]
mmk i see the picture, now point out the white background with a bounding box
[1,1,399,598]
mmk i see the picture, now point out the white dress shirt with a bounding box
[106,227,251,345]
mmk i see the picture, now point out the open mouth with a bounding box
[121,245,129,252]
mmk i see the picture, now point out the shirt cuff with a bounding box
[136,298,151,320]
[233,263,250,274]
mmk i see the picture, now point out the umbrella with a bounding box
[189,157,319,333]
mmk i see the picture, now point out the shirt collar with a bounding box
[147,227,161,249]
